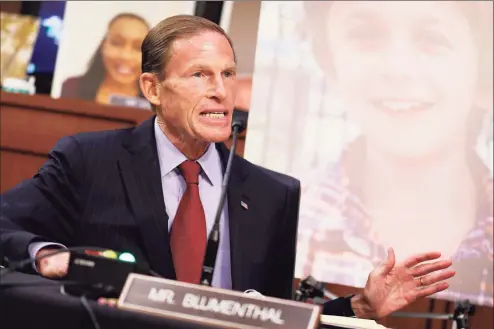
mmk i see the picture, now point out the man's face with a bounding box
[157,31,237,144]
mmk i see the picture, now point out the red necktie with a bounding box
[170,160,207,284]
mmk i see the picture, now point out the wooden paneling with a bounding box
[1,91,152,123]
[0,150,46,192]
[0,91,152,193]
[1,106,135,155]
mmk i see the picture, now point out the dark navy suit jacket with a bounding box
[0,117,300,298]
[0,116,354,316]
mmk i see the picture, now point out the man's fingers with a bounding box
[402,251,442,268]
[411,260,453,277]
[415,281,450,299]
[420,269,456,287]
[39,253,70,278]
[41,265,67,278]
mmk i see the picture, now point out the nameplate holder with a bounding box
[117,273,320,329]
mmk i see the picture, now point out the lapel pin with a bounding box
[241,201,248,210]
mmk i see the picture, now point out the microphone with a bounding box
[199,116,246,286]
[232,108,248,132]
[231,116,247,133]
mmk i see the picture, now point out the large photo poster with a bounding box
[219,1,261,112]
[50,1,195,108]
[245,1,493,306]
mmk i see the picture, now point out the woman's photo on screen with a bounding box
[60,13,150,105]
[50,1,196,109]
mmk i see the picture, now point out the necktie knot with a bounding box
[179,160,201,184]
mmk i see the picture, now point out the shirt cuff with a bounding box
[28,242,67,272]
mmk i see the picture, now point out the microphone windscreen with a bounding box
[232,109,248,132]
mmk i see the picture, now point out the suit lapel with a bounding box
[216,144,251,292]
[118,117,175,279]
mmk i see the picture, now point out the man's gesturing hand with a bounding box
[35,248,70,278]
[351,248,456,319]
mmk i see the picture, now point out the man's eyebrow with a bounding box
[224,64,237,72]
[187,64,208,71]
[186,63,237,71]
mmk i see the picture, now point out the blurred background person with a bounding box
[60,12,150,104]
[298,0,493,305]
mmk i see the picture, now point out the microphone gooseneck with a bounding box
[199,118,246,286]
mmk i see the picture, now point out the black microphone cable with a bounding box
[200,119,246,286]
[81,293,101,329]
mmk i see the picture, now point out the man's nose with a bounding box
[210,76,228,100]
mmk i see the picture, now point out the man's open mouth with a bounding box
[200,111,227,118]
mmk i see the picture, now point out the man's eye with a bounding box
[223,71,235,78]
[192,72,203,78]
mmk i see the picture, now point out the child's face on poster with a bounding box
[325,1,485,159]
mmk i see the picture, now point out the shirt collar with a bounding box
[154,117,222,186]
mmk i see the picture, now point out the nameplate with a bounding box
[117,273,320,329]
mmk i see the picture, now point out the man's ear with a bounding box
[139,73,161,107]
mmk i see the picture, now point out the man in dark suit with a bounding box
[0,15,454,320]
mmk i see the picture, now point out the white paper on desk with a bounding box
[320,315,390,329]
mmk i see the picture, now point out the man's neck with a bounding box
[157,117,209,160]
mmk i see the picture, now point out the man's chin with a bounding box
[198,131,231,144]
